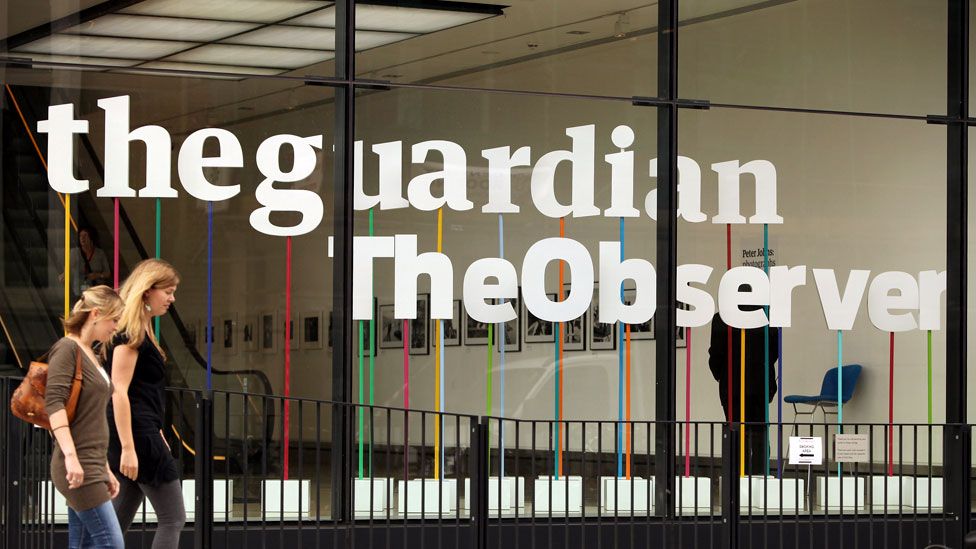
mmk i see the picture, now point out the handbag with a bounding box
[9,346,83,430]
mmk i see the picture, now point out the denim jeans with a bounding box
[68,499,125,549]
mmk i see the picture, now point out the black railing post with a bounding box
[946,1,969,547]
[330,0,356,526]
[945,423,971,547]
[194,391,214,549]
[3,379,24,549]
[722,424,739,549]
[471,418,489,549]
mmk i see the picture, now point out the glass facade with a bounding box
[0,0,971,530]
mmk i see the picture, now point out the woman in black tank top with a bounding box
[108,259,184,548]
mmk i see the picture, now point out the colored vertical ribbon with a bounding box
[487,321,493,474]
[837,330,843,478]
[739,329,745,478]
[777,329,784,479]
[153,199,160,338]
[684,327,692,477]
[927,330,933,424]
[726,224,733,426]
[439,316,445,477]
[64,195,70,327]
[402,319,409,479]
[553,315,559,478]
[557,217,565,477]
[114,199,120,290]
[498,214,506,478]
[403,319,410,409]
[283,235,292,480]
[625,324,632,479]
[888,332,894,476]
[617,218,624,477]
[358,318,365,479]
[434,208,443,479]
[763,224,770,477]
[358,210,375,479]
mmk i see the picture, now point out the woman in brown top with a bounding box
[45,285,125,549]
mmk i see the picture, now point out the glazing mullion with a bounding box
[331,0,356,524]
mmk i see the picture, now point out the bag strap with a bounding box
[64,347,83,423]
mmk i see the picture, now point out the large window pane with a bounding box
[353,87,659,515]
[679,107,946,516]
[0,67,336,519]
[679,0,946,115]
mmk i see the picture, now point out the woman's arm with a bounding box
[49,410,84,489]
[43,343,86,488]
[111,344,139,480]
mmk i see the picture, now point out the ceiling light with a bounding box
[224,25,415,50]
[120,0,332,24]
[137,61,285,76]
[65,14,258,42]
[166,44,334,69]
[287,4,494,33]
[14,35,196,60]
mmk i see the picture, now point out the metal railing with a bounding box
[0,377,964,549]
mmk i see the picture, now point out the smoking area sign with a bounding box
[788,436,824,466]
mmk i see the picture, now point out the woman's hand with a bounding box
[107,471,120,499]
[65,453,84,489]
[119,447,139,481]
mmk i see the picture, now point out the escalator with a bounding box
[0,85,278,476]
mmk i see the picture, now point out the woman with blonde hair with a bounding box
[107,258,185,548]
[45,285,125,548]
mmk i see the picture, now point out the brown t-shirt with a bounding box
[44,337,114,511]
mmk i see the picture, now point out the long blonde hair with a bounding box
[117,259,180,357]
[64,285,124,358]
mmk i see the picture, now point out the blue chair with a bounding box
[785,364,862,435]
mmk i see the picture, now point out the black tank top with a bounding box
[106,332,178,485]
[107,333,166,433]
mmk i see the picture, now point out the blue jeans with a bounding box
[68,500,124,549]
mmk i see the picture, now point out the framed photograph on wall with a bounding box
[281,312,299,351]
[622,288,654,340]
[409,294,429,356]
[524,293,556,344]
[589,285,616,351]
[463,303,491,345]
[435,299,462,347]
[201,317,216,352]
[496,294,520,352]
[242,314,258,352]
[260,311,277,354]
[220,313,238,355]
[561,284,585,351]
[301,311,324,350]
[351,299,378,356]
[378,303,401,349]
